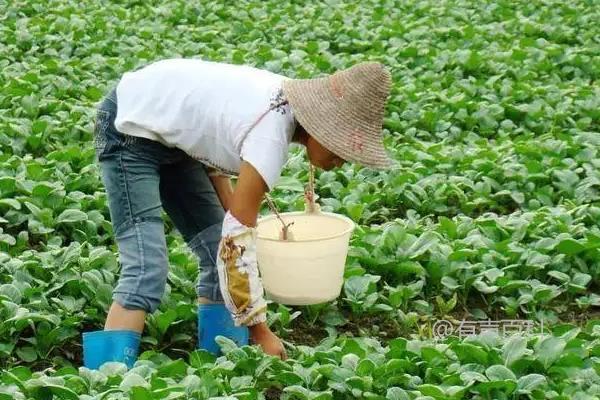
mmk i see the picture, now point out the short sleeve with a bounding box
[240,108,294,191]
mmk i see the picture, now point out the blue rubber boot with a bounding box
[82,330,141,369]
[198,303,249,355]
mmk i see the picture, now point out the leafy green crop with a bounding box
[2,323,600,399]
[0,0,598,398]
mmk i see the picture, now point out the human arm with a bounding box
[207,164,265,224]
[208,174,234,211]
[228,161,267,226]
[216,161,286,359]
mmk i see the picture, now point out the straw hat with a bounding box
[282,62,396,169]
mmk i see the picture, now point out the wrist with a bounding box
[248,321,269,334]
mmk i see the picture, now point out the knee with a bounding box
[188,222,222,266]
[113,217,169,314]
[115,216,165,240]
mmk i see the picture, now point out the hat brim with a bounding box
[282,77,396,170]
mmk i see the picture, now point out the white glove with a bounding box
[217,211,268,326]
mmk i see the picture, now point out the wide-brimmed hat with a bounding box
[282,62,396,169]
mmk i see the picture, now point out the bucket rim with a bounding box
[256,211,355,243]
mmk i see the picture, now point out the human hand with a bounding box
[248,322,287,360]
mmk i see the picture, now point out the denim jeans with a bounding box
[93,88,225,313]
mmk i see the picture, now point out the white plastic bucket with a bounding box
[256,211,355,305]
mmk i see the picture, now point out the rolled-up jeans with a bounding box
[93,88,225,313]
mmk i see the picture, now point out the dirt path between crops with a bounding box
[284,307,600,347]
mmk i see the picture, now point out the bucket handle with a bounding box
[264,163,319,240]
[303,163,320,214]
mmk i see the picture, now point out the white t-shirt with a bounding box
[114,58,296,190]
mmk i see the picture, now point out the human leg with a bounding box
[158,156,249,354]
[98,103,171,328]
[84,88,174,368]
[158,157,226,303]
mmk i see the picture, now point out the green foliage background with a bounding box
[0,0,599,398]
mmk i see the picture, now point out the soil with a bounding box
[283,310,410,347]
[556,308,600,326]
[283,305,600,347]
[264,386,283,400]
[285,320,329,347]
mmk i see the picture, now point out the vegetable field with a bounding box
[1,0,599,398]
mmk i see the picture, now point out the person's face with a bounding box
[306,135,345,170]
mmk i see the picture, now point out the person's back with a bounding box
[115,58,295,187]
